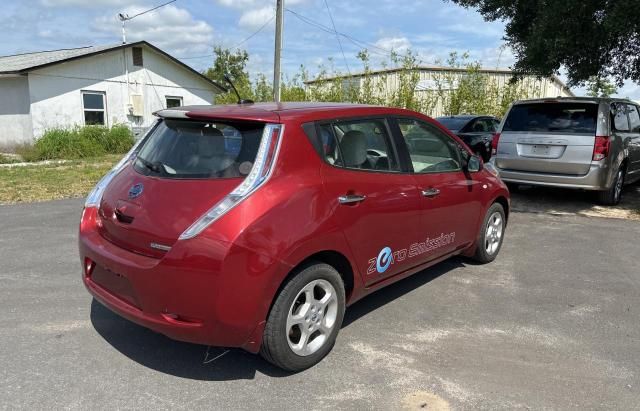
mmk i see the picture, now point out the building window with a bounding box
[132,47,143,67]
[165,96,183,108]
[82,91,106,125]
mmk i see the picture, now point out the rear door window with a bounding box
[611,103,631,132]
[319,119,399,172]
[503,103,598,134]
[134,119,264,179]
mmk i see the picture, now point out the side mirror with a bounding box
[466,155,482,173]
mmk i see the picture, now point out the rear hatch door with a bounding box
[97,118,266,258]
[496,102,598,175]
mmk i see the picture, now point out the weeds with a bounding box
[16,125,134,162]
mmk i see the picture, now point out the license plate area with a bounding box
[531,144,550,156]
[517,143,565,159]
[91,265,141,309]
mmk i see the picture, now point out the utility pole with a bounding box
[273,0,284,102]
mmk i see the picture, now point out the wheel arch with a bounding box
[493,195,510,223]
[276,250,355,305]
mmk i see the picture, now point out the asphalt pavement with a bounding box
[1,199,638,410]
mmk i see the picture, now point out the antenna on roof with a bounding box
[224,73,254,105]
[117,0,176,44]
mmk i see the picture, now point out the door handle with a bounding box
[338,194,367,204]
[421,188,440,198]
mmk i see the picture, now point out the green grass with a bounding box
[0,155,120,204]
[17,125,135,162]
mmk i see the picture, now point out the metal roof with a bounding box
[0,41,227,93]
[0,44,120,73]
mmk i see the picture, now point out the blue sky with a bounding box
[2,0,638,99]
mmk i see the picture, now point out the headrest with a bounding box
[199,127,225,157]
[340,130,367,167]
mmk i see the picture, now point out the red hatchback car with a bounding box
[79,102,509,371]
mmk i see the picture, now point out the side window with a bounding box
[471,119,490,132]
[611,103,630,132]
[321,119,399,172]
[397,118,462,173]
[626,104,640,132]
[492,119,500,131]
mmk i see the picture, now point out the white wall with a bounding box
[27,44,217,138]
[0,76,33,146]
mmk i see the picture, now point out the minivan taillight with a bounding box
[178,123,284,240]
[491,133,501,156]
[593,136,610,161]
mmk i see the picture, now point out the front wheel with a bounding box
[473,203,506,263]
[260,263,345,371]
[597,167,624,205]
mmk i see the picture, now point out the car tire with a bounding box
[472,203,506,264]
[260,262,346,372]
[597,167,625,206]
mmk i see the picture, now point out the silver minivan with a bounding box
[493,97,640,204]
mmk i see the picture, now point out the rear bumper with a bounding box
[495,163,610,190]
[78,207,285,352]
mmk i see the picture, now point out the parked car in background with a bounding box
[436,115,500,162]
[493,97,640,205]
[79,103,510,372]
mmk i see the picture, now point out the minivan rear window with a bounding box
[134,119,264,179]
[503,103,597,134]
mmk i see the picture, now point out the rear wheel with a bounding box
[473,203,506,263]
[597,167,625,205]
[260,263,345,371]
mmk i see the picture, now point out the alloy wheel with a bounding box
[485,211,503,255]
[286,279,338,356]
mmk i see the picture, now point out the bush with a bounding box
[35,128,105,160]
[104,124,135,153]
[26,125,135,161]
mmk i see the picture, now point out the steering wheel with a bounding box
[366,149,385,157]
[419,160,459,173]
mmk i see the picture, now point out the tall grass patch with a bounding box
[26,125,135,161]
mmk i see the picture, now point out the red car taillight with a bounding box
[593,136,610,161]
[491,132,501,156]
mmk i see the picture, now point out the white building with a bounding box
[0,41,226,146]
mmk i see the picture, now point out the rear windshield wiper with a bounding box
[136,156,175,175]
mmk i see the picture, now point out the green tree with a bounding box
[586,76,617,97]
[203,47,253,104]
[448,0,640,87]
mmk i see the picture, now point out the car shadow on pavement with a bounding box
[509,180,640,220]
[342,257,464,327]
[90,257,464,380]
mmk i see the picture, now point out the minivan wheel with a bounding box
[597,167,624,205]
[260,263,345,371]
[472,203,506,264]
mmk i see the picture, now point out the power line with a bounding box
[121,0,177,21]
[285,8,393,57]
[323,0,350,74]
[177,15,275,60]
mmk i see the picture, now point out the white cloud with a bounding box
[238,6,274,30]
[214,0,307,31]
[375,36,411,53]
[94,5,214,56]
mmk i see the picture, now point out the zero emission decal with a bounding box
[367,232,456,275]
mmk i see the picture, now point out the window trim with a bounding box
[165,95,183,109]
[393,116,465,175]
[81,90,107,126]
[313,116,405,174]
